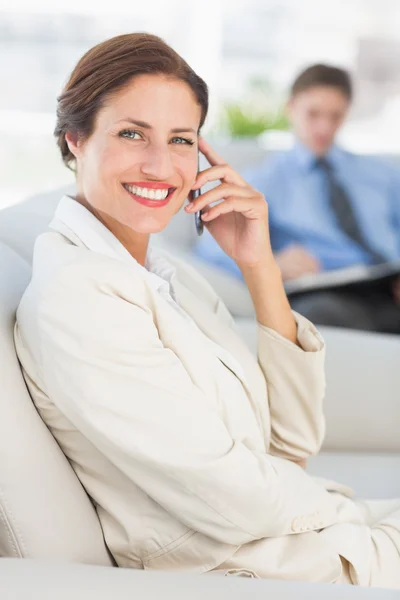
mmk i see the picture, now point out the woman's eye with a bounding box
[171,137,194,146]
[120,130,141,140]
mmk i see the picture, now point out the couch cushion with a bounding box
[1,558,391,600]
[0,241,112,564]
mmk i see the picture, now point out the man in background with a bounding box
[195,64,400,333]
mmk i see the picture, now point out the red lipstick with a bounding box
[122,183,175,208]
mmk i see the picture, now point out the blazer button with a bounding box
[310,512,325,529]
[291,517,305,533]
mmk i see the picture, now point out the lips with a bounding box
[122,183,176,208]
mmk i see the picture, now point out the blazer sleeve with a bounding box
[257,312,326,461]
[36,257,337,547]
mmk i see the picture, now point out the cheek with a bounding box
[295,113,311,132]
[332,117,344,131]
[177,156,198,188]
[85,137,133,182]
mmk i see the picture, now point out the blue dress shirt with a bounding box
[194,143,400,278]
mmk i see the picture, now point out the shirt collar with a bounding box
[291,140,343,172]
[49,195,177,294]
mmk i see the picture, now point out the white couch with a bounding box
[0,187,399,596]
[2,558,397,599]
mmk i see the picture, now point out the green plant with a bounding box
[222,103,289,138]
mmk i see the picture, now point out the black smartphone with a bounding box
[189,155,204,236]
[192,187,204,236]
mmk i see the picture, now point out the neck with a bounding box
[75,195,150,267]
[296,138,334,158]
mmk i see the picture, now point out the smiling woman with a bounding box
[52,33,208,262]
[14,32,400,589]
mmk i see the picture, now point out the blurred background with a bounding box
[2,0,400,208]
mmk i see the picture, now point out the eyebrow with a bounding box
[116,118,197,135]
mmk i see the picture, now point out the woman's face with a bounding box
[67,74,201,234]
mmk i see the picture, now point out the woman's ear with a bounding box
[65,131,82,159]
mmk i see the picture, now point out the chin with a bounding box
[126,216,171,235]
[312,142,332,156]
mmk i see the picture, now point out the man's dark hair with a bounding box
[290,64,352,100]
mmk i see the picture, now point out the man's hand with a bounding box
[275,245,321,281]
[393,277,400,305]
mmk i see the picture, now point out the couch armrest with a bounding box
[319,326,400,453]
[235,320,400,453]
[0,558,389,599]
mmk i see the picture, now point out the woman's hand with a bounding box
[186,138,274,270]
[187,138,299,345]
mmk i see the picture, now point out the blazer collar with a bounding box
[50,196,251,390]
[49,195,175,295]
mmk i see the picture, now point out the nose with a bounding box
[319,116,335,136]
[140,144,175,181]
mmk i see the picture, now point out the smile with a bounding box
[122,183,176,207]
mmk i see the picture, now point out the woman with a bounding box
[15,33,400,588]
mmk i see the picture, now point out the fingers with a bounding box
[292,258,320,274]
[186,183,265,214]
[276,246,321,280]
[280,265,318,281]
[282,246,320,269]
[195,138,249,188]
[293,254,320,271]
[192,164,248,189]
[198,137,227,166]
[201,196,267,222]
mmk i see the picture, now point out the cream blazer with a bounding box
[15,196,383,585]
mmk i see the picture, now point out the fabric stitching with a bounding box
[0,491,24,557]
[143,529,196,562]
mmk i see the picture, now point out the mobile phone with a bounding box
[192,187,204,236]
[190,155,204,236]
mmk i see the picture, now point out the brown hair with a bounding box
[290,64,352,100]
[55,33,209,170]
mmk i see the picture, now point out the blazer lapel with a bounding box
[172,277,271,445]
[172,276,264,396]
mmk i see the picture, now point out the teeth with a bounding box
[125,184,169,200]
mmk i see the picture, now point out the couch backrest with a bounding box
[0,241,113,564]
[0,188,67,262]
